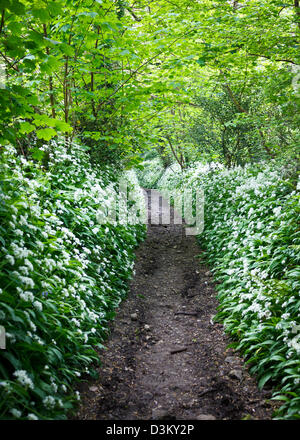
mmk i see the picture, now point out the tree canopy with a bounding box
[0,0,299,167]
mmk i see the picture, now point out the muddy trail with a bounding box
[74,190,278,420]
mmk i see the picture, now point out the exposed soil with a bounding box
[73,190,279,420]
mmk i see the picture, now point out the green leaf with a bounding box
[258,372,273,390]
[43,37,61,46]
[196,57,206,66]
[19,121,35,135]
[7,0,25,15]
[36,128,57,141]
[59,43,75,57]
[78,11,98,18]
[30,148,45,161]
[32,8,50,23]
[2,352,22,369]
[40,56,61,75]
[54,120,73,133]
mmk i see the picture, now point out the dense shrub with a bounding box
[136,157,165,188]
[0,141,146,420]
[157,161,300,419]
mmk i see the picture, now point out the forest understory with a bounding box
[74,190,279,421]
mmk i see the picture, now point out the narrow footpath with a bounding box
[74,190,278,420]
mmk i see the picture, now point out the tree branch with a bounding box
[97,28,196,109]
[0,51,19,72]
[125,6,141,21]
[295,0,300,30]
[221,71,275,158]
[165,134,183,170]
[174,101,201,108]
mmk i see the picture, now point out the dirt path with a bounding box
[74,190,278,420]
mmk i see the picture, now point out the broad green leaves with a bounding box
[0,141,146,419]
[0,0,299,159]
[36,128,57,141]
[19,122,35,135]
[156,159,300,419]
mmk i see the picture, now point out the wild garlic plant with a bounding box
[136,157,165,189]
[0,141,146,420]
[157,161,300,419]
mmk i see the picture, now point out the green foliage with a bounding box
[189,72,299,167]
[1,1,299,165]
[1,0,300,420]
[157,161,300,419]
[0,141,146,420]
[136,157,165,188]
[190,92,266,166]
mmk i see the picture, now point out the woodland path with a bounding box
[74,190,278,420]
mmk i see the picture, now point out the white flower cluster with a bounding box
[43,395,56,409]
[1,140,146,419]
[13,370,34,390]
[157,160,299,416]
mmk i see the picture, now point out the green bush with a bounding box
[157,161,300,419]
[0,141,146,420]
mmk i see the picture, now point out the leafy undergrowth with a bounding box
[157,161,300,419]
[0,141,146,420]
[136,157,165,189]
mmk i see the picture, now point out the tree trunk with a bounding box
[43,25,56,119]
